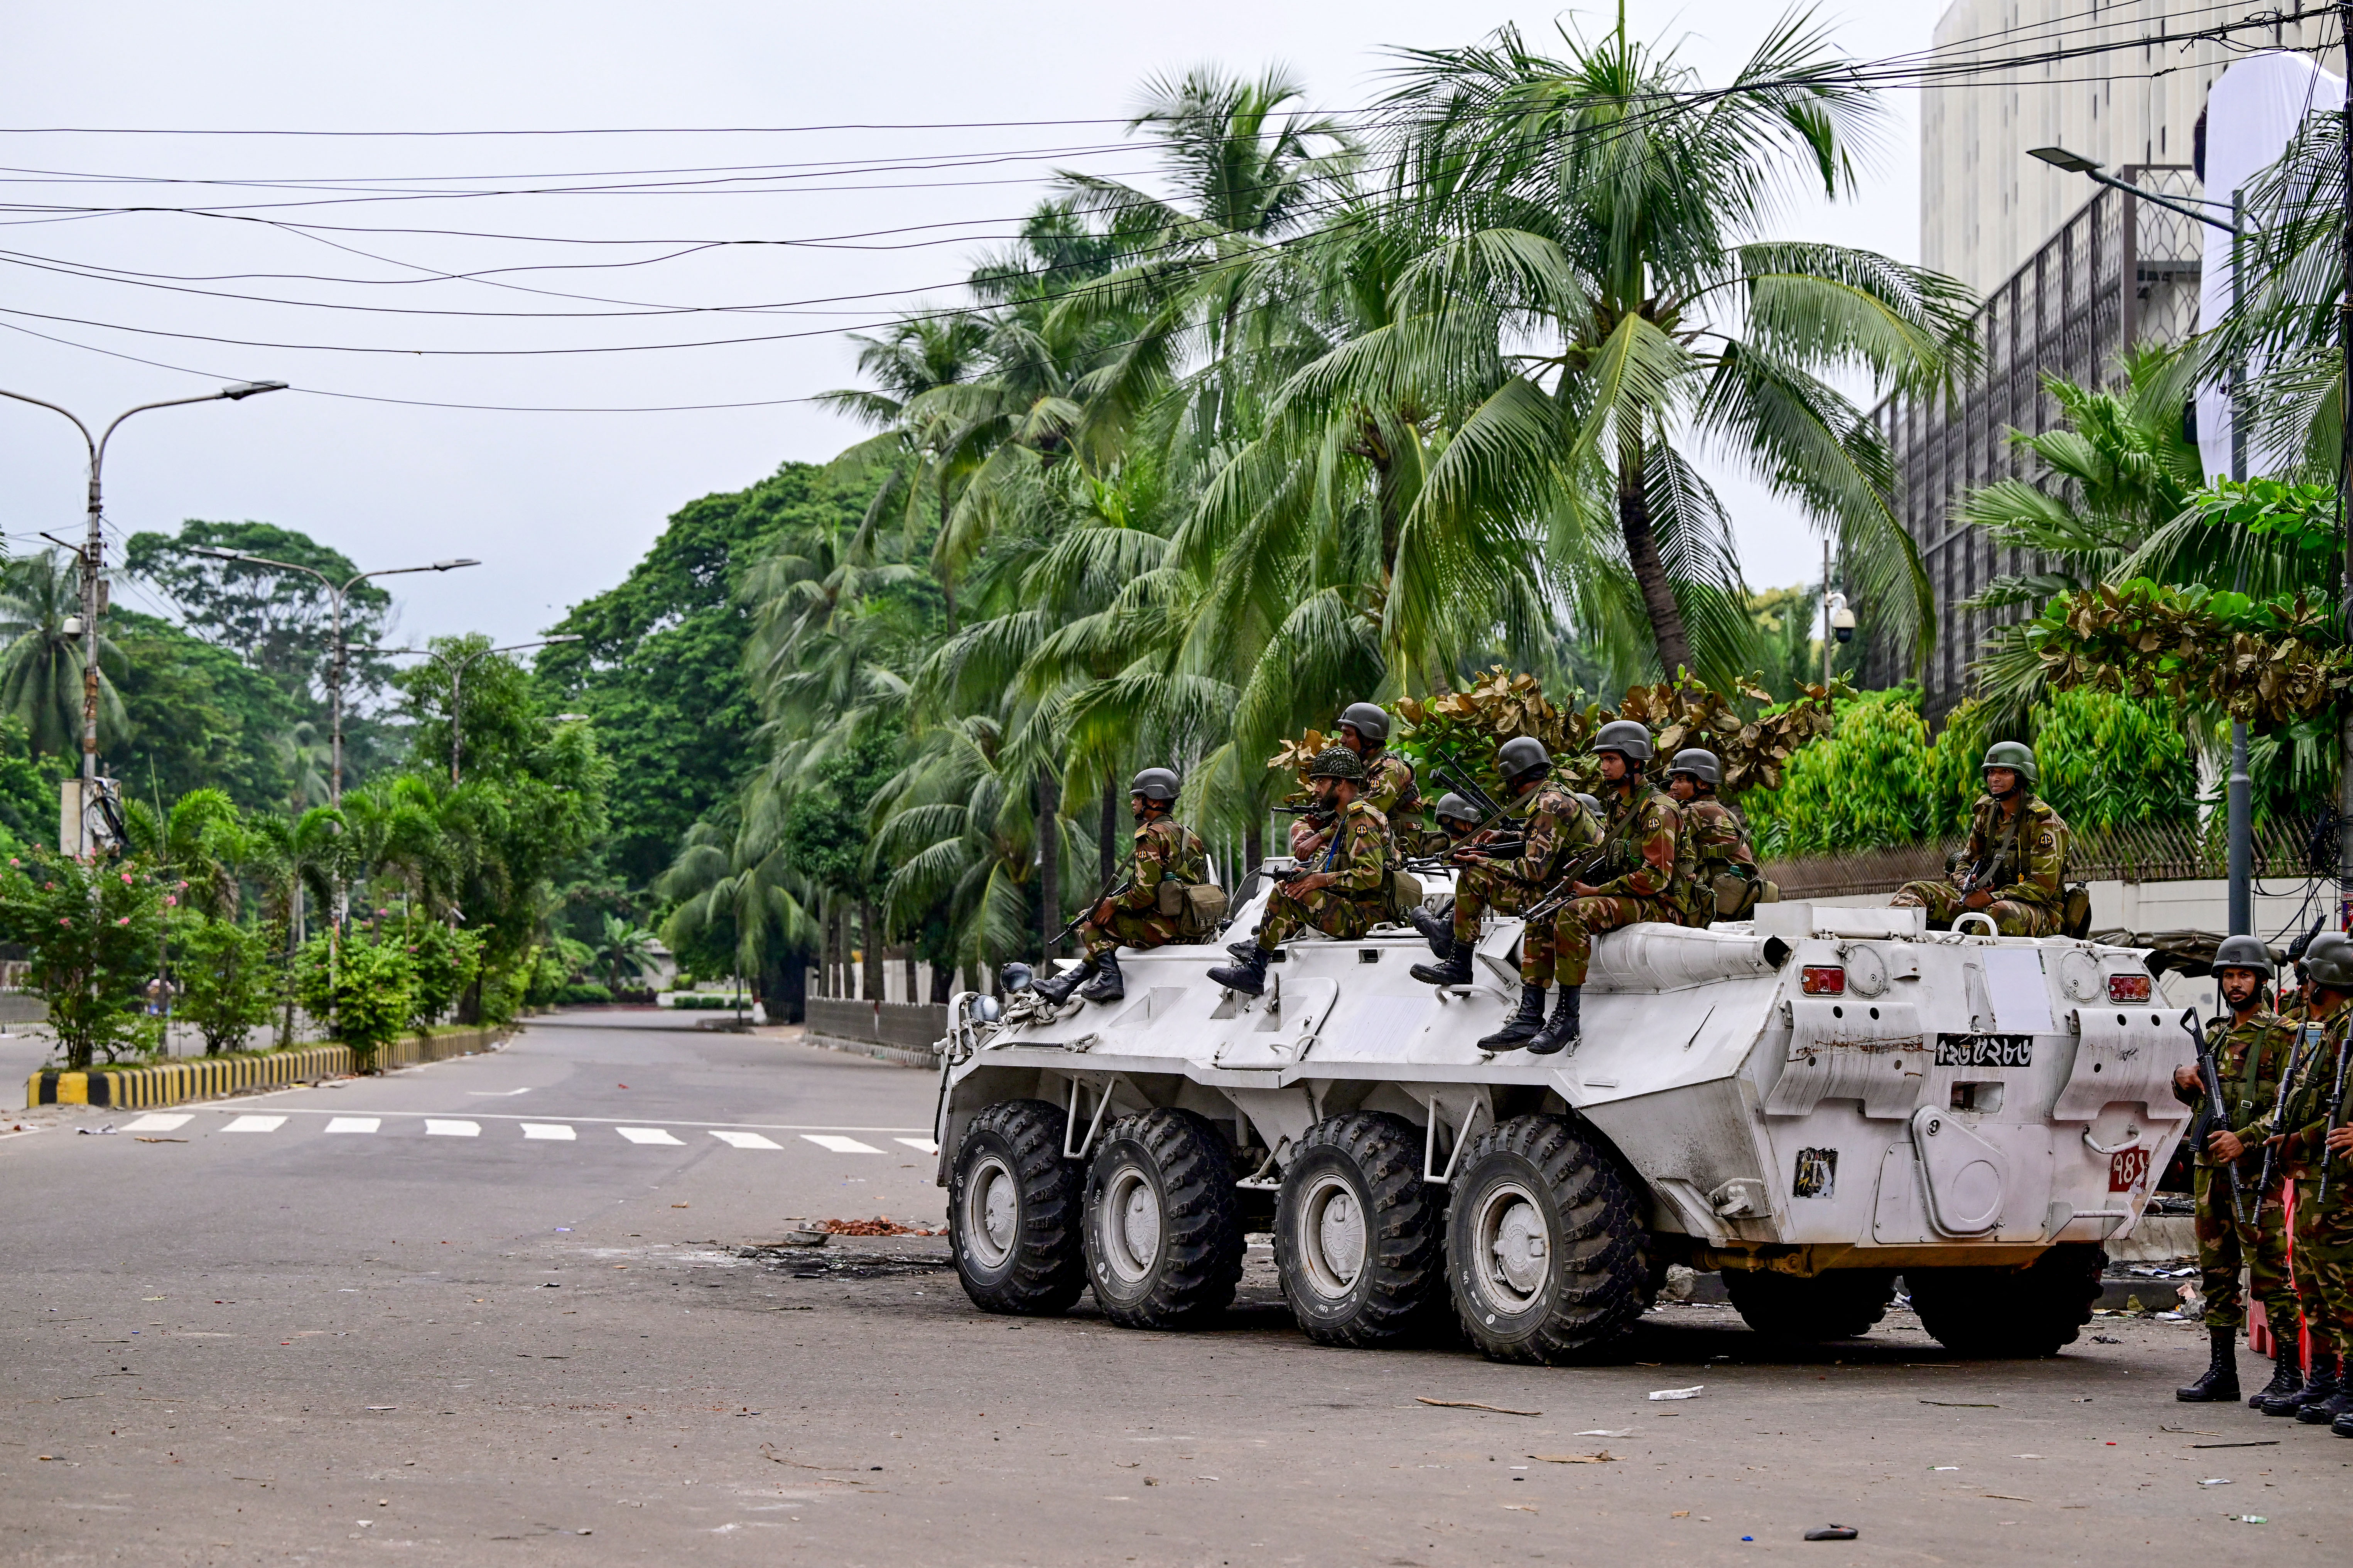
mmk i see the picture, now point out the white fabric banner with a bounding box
[2195,52,2346,482]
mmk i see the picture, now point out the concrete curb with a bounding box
[24,1024,517,1108]
[803,1031,937,1071]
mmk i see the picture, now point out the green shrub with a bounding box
[668,993,743,1010]
[1743,688,1936,858]
[294,927,415,1071]
[172,916,280,1055]
[403,920,482,1030]
[0,850,168,1069]
[2032,688,2195,831]
[554,981,613,1005]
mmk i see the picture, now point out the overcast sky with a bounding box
[0,0,1944,650]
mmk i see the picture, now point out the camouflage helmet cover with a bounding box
[2210,933,2276,981]
[1668,747,1722,786]
[1592,718,1655,763]
[1306,746,1367,782]
[1981,740,2038,787]
[1129,767,1181,803]
[1338,702,1390,745]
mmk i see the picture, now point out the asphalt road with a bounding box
[3,1011,2348,1566]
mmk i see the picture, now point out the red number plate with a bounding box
[2108,1147,2150,1193]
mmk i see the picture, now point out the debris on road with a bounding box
[1529,1452,1615,1464]
[1415,1398,1541,1416]
[1574,1428,1632,1437]
[1648,1386,1704,1401]
[1921,1400,1999,1408]
[813,1216,941,1237]
[1804,1526,1859,1541]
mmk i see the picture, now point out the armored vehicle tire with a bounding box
[1906,1244,2106,1357]
[1721,1268,1897,1342]
[1083,1108,1245,1330]
[1445,1114,1647,1364]
[949,1099,1087,1317]
[1273,1112,1445,1347]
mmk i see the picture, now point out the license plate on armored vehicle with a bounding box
[1933,1032,2034,1067]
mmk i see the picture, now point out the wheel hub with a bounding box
[1474,1181,1550,1308]
[964,1154,1017,1269]
[1102,1165,1161,1283]
[1297,1173,1366,1297]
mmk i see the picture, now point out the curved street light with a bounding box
[368,636,583,784]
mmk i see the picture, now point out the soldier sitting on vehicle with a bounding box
[1290,701,1423,858]
[1033,768,1209,1007]
[1209,749,1391,998]
[1664,748,1761,927]
[1405,792,1485,957]
[1408,737,1603,1053]
[1890,742,2071,936]
[1534,721,1685,1055]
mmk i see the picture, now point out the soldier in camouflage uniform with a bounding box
[1534,720,1685,1055]
[1890,742,2070,936]
[2169,935,2299,1404]
[1207,748,1391,998]
[1034,768,1210,1008]
[1290,702,1423,858]
[1664,748,1759,928]
[1405,792,1485,957]
[2257,933,2353,1428]
[1407,736,1603,1053]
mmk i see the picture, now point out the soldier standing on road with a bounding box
[2256,932,2353,1428]
[1207,749,1390,998]
[1289,703,1423,859]
[2170,936,2299,1404]
[1663,748,1759,928]
[1406,737,1602,1053]
[1534,721,1685,1055]
[1890,742,2070,935]
[1033,769,1208,1008]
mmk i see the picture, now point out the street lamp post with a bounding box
[0,379,286,853]
[370,637,583,784]
[2029,147,2257,937]
[189,550,479,806]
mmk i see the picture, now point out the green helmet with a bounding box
[1592,719,1655,763]
[2305,932,2353,989]
[1306,746,1366,782]
[2211,934,2276,982]
[1981,740,2037,787]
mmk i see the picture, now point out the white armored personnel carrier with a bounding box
[930,875,2192,1362]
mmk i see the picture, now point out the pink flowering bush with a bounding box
[0,850,166,1068]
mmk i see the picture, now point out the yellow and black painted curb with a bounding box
[28,1044,354,1108]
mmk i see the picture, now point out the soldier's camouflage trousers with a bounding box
[2193,1165,2296,1334]
[2294,1177,2353,1356]
[1257,883,1385,951]
[1451,864,1556,984]
[1078,907,1185,961]
[1888,880,2061,937]
[1553,896,1675,990]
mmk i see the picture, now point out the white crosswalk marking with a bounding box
[803,1134,883,1155]
[616,1127,682,1146]
[123,1114,191,1133]
[709,1130,780,1150]
[520,1123,576,1141]
[323,1117,380,1134]
[424,1120,480,1138]
[221,1115,285,1133]
[895,1137,940,1155]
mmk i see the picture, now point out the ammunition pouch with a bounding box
[1712,870,1763,921]
[1178,882,1229,937]
[1156,879,1185,919]
[2060,883,2093,941]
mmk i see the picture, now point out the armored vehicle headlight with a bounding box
[1800,965,1846,996]
[2107,973,2152,1003]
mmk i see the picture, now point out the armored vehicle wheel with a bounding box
[1721,1268,1896,1342]
[1446,1114,1647,1364]
[949,1099,1086,1317]
[1083,1108,1244,1330]
[1907,1244,2105,1357]
[1274,1112,1445,1347]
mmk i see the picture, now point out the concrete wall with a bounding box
[803,998,948,1069]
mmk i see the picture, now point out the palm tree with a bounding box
[0,550,125,757]
[589,913,659,990]
[1358,15,1974,680]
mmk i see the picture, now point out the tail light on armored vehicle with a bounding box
[2106,973,2152,1003]
[1800,965,1845,996]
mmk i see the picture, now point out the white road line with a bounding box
[221,1115,285,1133]
[616,1127,683,1146]
[123,1114,192,1133]
[895,1137,940,1155]
[803,1134,883,1155]
[323,1117,380,1134]
[520,1123,576,1141]
[709,1130,780,1150]
[163,1105,930,1134]
[424,1120,480,1138]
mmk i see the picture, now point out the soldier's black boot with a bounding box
[1408,906,1452,958]
[1525,986,1583,1057]
[1078,951,1124,1004]
[2252,1331,2304,1408]
[1207,945,1271,997]
[1030,956,1095,1007]
[1478,985,1548,1052]
[2298,1360,2353,1424]
[2262,1349,2338,1416]
[2175,1326,2240,1402]
[1225,937,1262,965]
[1409,938,1474,988]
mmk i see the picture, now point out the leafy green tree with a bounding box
[0,849,167,1068]
[109,610,301,811]
[1742,688,1936,857]
[171,916,279,1054]
[403,920,481,1030]
[122,520,392,696]
[295,926,414,1068]
[2032,688,2195,832]
[0,550,125,759]
[587,913,656,991]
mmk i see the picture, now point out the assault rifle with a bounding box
[1521,846,1616,924]
[2253,1021,2320,1220]
[1050,871,1131,949]
[1424,747,1507,822]
[1956,826,2014,898]
[2183,1007,2246,1226]
[2319,1029,2353,1207]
